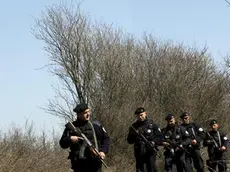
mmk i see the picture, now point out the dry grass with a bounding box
[1,123,230,172]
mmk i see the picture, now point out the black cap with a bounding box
[134,107,145,114]
[209,119,218,125]
[73,103,89,114]
[165,114,174,120]
[180,111,189,119]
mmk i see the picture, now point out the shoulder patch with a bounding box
[185,131,189,135]
[199,128,204,132]
[102,127,107,133]
[158,128,161,132]
[223,136,228,140]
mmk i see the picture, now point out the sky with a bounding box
[0,0,230,136]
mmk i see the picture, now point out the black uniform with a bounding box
[203,129,228,172]
[162,124,192,172]
[181,122,205,172]
[127,118,163,172]
[59,119,110,172]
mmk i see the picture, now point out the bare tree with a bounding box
[33,2,95,121]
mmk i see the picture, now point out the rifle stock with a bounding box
[65,122,108,168]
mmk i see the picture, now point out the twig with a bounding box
[224,0,230,6]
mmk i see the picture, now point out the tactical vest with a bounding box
[133,119,156,156]
[69,121,98,160]
[163,126,183,144]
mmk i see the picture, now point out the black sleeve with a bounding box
[127,125,138,144]
[94,123,110,154]
[152,124,163,145]
[180,126,192,146]
[221,132,229,148]
[59,128,72,149]
[160,128,167,144]
[193,123,205,142]
[99,126,110,154]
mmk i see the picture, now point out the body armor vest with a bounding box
[69,121,97,160]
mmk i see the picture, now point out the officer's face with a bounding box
[136,112,147,121]
[78,109,90,121]
[167,118,176,126]
[210,123,219,131]
[182,115,190,124]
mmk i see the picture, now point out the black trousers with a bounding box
[206,152,227,172]
[185,148,204,172]
[72,159,102,172]
[164,150,192,172]
[135,152,158,172]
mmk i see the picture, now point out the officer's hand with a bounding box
[192,139,197,145]
[162,142,170,147]
[220,146,226,151]
[99,152,106,159]
[71,136,83,142]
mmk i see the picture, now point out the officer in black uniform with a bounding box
[180,111,205,172]
[127,107,163,172]
[161,114,192,172]
[59,103,110,172]
[203,119,229,172]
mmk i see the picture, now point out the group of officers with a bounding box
[59,103,229,172]
[127,107,229,172]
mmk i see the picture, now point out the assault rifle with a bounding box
[130,126,160,157]
[65,122,108,168]
[205,131,220,150]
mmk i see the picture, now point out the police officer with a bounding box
[180,111,205,172]
[203,119,229,172]
[161,114,192,172]
[127,107,163,172]
[59,103,110,172]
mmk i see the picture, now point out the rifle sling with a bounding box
[88,121,99,150]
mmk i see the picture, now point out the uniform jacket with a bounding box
[203,130,228,158]
[162,124,191,149]
[59,119,110,161]
[181,122,204,148]
[127,118,163,156]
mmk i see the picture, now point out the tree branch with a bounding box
[224,0,230,6]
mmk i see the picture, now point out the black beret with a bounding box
[134,107,145,114]
[73,103,89,114]
[209,119,218,125]
[180,111,189,119]
[165,114,174,120]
